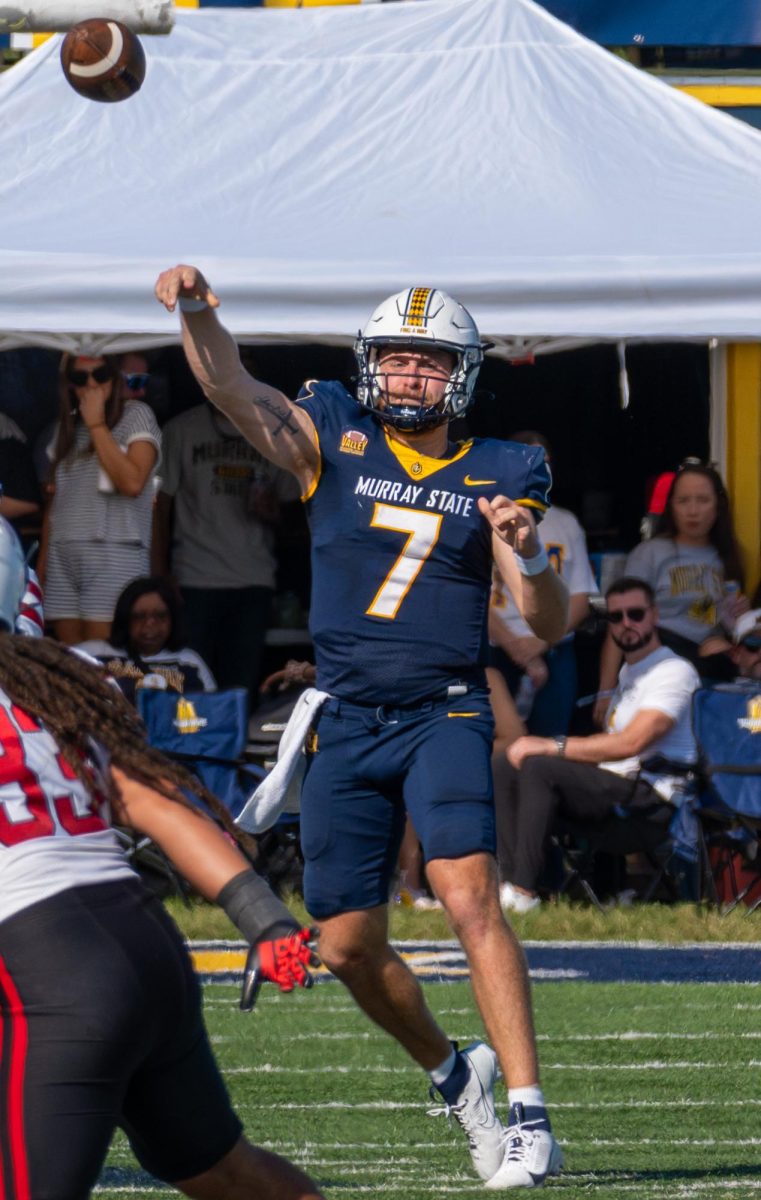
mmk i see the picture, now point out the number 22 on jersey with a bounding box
[366,503,443,619]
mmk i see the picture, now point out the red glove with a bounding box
[240,926,319,1011]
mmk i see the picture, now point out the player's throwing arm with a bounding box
[154,264,318,490]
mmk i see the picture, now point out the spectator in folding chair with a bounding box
[77,575,216,704]
[495,577,701,912]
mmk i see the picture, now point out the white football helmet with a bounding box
[0,517,27,633]
[354,286,486,432]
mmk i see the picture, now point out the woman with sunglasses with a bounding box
[38,353,161,645]
[595,460,747,720]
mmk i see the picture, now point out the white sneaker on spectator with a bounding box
[499,882,541,914]
[428,1041,505,1181]
[485,1102,563,1189]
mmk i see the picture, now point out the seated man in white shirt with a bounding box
[496,576,701,913]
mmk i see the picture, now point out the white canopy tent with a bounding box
[1,0,761,354]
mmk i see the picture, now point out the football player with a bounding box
[0,516,323,1200]
[155,267,568,1189]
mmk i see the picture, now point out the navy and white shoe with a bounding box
[428,1042,505,1181]
[485,1102,563,1189]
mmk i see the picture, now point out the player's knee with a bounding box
[436,863,499,937]
[318,935,374,981]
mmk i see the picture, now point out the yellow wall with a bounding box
[725,344,761,595]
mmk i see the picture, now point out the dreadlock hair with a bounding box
[0,634,257,857]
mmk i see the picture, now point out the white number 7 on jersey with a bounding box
[366,503,443,619]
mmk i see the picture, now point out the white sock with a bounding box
[429,1047,457,1087]
[508,1085,546,1110]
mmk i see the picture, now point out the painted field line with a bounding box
[92,1184,761,1197]
[538,1031,761,1041]
[586,1137,761,1147]
[237,1098,761,1110]
[543,1060,750,1069]
[221,1059,749,1075]
[214,1029,759,1044]
[258,1137,761,1151]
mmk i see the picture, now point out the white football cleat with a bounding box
[485,1103,563,1189]
[428,1041,505,1181]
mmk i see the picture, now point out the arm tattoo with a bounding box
[253,393,300,437]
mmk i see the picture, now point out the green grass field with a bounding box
[167,895,761,944]
[97,974,761,1199]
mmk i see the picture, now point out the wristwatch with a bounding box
[552,736,567,757]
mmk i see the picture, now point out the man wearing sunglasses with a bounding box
[497,576,701,912]
[119,352,151,402]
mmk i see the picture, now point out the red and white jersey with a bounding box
[0,690,134,925]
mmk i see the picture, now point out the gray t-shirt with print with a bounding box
[160,404,298,589]
[625,537,724,643]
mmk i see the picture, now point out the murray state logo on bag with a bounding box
[173,697,208,734]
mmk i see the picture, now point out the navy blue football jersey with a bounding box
[297,381,551,704]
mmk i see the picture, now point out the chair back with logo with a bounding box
[137,688,263,820]
[693,685,761,822]
[693,684,761,910]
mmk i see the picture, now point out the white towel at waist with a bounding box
[236,688,330,834]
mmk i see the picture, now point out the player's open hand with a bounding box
[478,495,540,558]
[240,925,320,1011]
[154,264,220,313]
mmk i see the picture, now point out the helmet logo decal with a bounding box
[339,429,369,457]
[402,287,433,328]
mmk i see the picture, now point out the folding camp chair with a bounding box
[550,752,708,910]
[121,688,264,896]
[138,686,306,895]
[692,684,761,914]
[137,687,262,822]
[554,801,696,910]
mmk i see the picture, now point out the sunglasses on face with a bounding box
[68,364,111,387]
[122,372,150,391]
[606,607,649,625]
[740,636,761,652]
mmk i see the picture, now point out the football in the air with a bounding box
[60,18,146,103]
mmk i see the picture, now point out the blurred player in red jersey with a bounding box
[0,515,323,1200]
[156,266,568,1189]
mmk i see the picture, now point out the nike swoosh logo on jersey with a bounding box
[463,475,497,486]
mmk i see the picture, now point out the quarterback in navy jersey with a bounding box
[156,267,568,1190]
